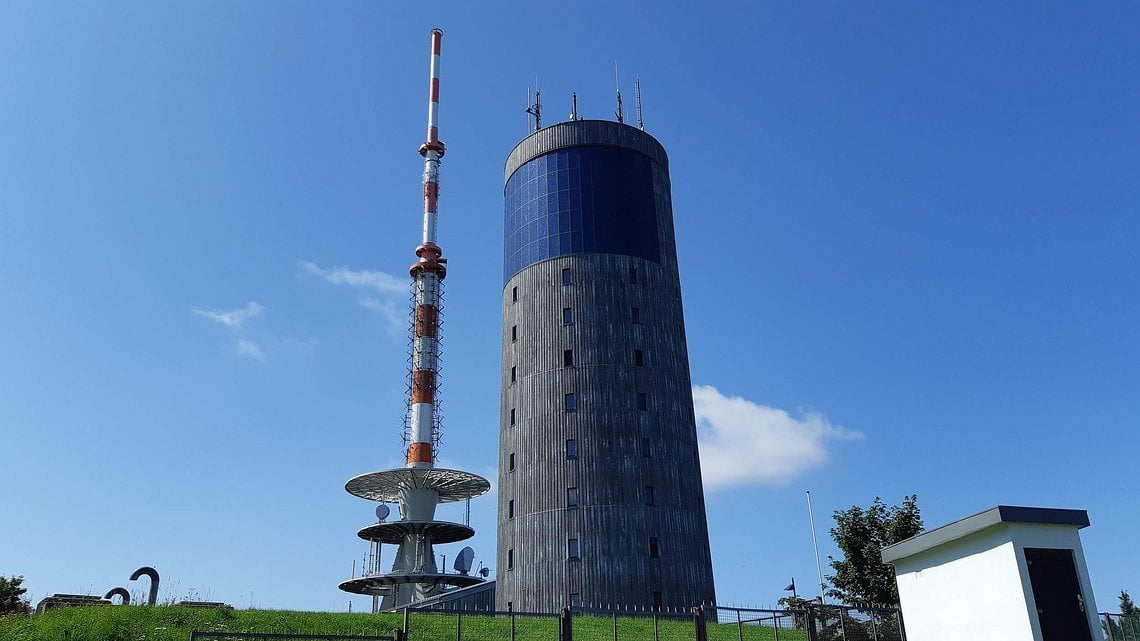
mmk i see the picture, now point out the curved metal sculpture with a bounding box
[104,587,130,605]
[129,566,159,606]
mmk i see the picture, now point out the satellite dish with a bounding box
[453,546,475,575]
[375,504,390,521]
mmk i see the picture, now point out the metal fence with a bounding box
[397,605,902,641]
[189,629,394,634]
[1103,614,1140,641]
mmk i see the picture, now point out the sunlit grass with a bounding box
[0,606,809,641]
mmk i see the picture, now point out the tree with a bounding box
[0,575,31,616]
[1121,590,1139,616]
[826,495,923,606]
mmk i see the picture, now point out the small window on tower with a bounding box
[563,307,574,325]
[509,452,516,472]
[564,393,576,412]
[509,500,515,519]
[641,438,651,458]
[637,392,648,411]
[643,486,655,506]
[512,325,518,342]
[629,264,638,284]
[562,268,572,285]
[563,349,574,367]
[511,366,517,383]
[653,591,662,610]
[570,593,582,612]
[649,536,660,558]
[566,438,578,459]
[631,307,641,325]
[568,538,580,560]
[510,408,516,426]
[512,286,518,302]
[634,349,644,367]
[567,487,579,508]
[508,548,514,570]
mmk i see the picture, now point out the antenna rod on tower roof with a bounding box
[570,92,578,121]
[635,77,644,130]
[526,82,542,131]
[614,61,624,124]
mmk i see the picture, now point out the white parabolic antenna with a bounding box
[454,546,475,575]
[375,504,390,521]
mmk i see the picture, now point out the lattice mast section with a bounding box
[406,28,447,470]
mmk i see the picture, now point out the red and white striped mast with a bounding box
[407,27,446,469]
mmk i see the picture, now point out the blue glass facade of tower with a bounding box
[503,147,661,282]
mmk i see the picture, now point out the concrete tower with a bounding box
[496,119,716,612]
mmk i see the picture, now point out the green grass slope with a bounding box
[0,607,806,641]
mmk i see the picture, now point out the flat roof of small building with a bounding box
[881,505,1089,564]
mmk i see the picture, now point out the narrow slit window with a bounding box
[634,349,644,367]
[563,349,574,367]
[643,486,655,506]
[567,538,580,560]
[512,325,518,342]
[637,392,648,411]
[649,536,660,558]
[653,591,662,610]
[563,307,574,325]
[509,500,515,519]
[566,438,578,459]
[509,452,516,471]
[629,264,638,284]
[641,438,651,458]
[631,307,641,325]
[511,366,517,383]
[508,548,514,570]
[567,487,579,508]
[512,286,518,302]
[570,593,582,612]
[510,408,516,426]
[564,393,576,412]
[562,267,572,285]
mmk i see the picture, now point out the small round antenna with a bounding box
[375,504,390,522]
[453,546,475,575]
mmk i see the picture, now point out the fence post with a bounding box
[403,607,410,636]
[805,605,819,641]
[612,610,619,641]
[773,611,780,641]
[896,608,907,641]
[870,609,879,641]
[653,612,659,641]
[693,606,708,641]
[456,609,462,641]
[393,628,407,641]
[510,603,516,641]
[838,607,847,641]
[560,607,573,641]
[736,608,743,641]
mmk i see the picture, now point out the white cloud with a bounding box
[302,260,408,333]
[300,260,405,295]
[192,301,263,330]
[360,297,406,334]
[234,339,267,362]
[693,385,862,490]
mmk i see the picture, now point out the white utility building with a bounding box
[882,505,1102,641]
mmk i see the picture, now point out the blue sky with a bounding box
[2,1,1137,613]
